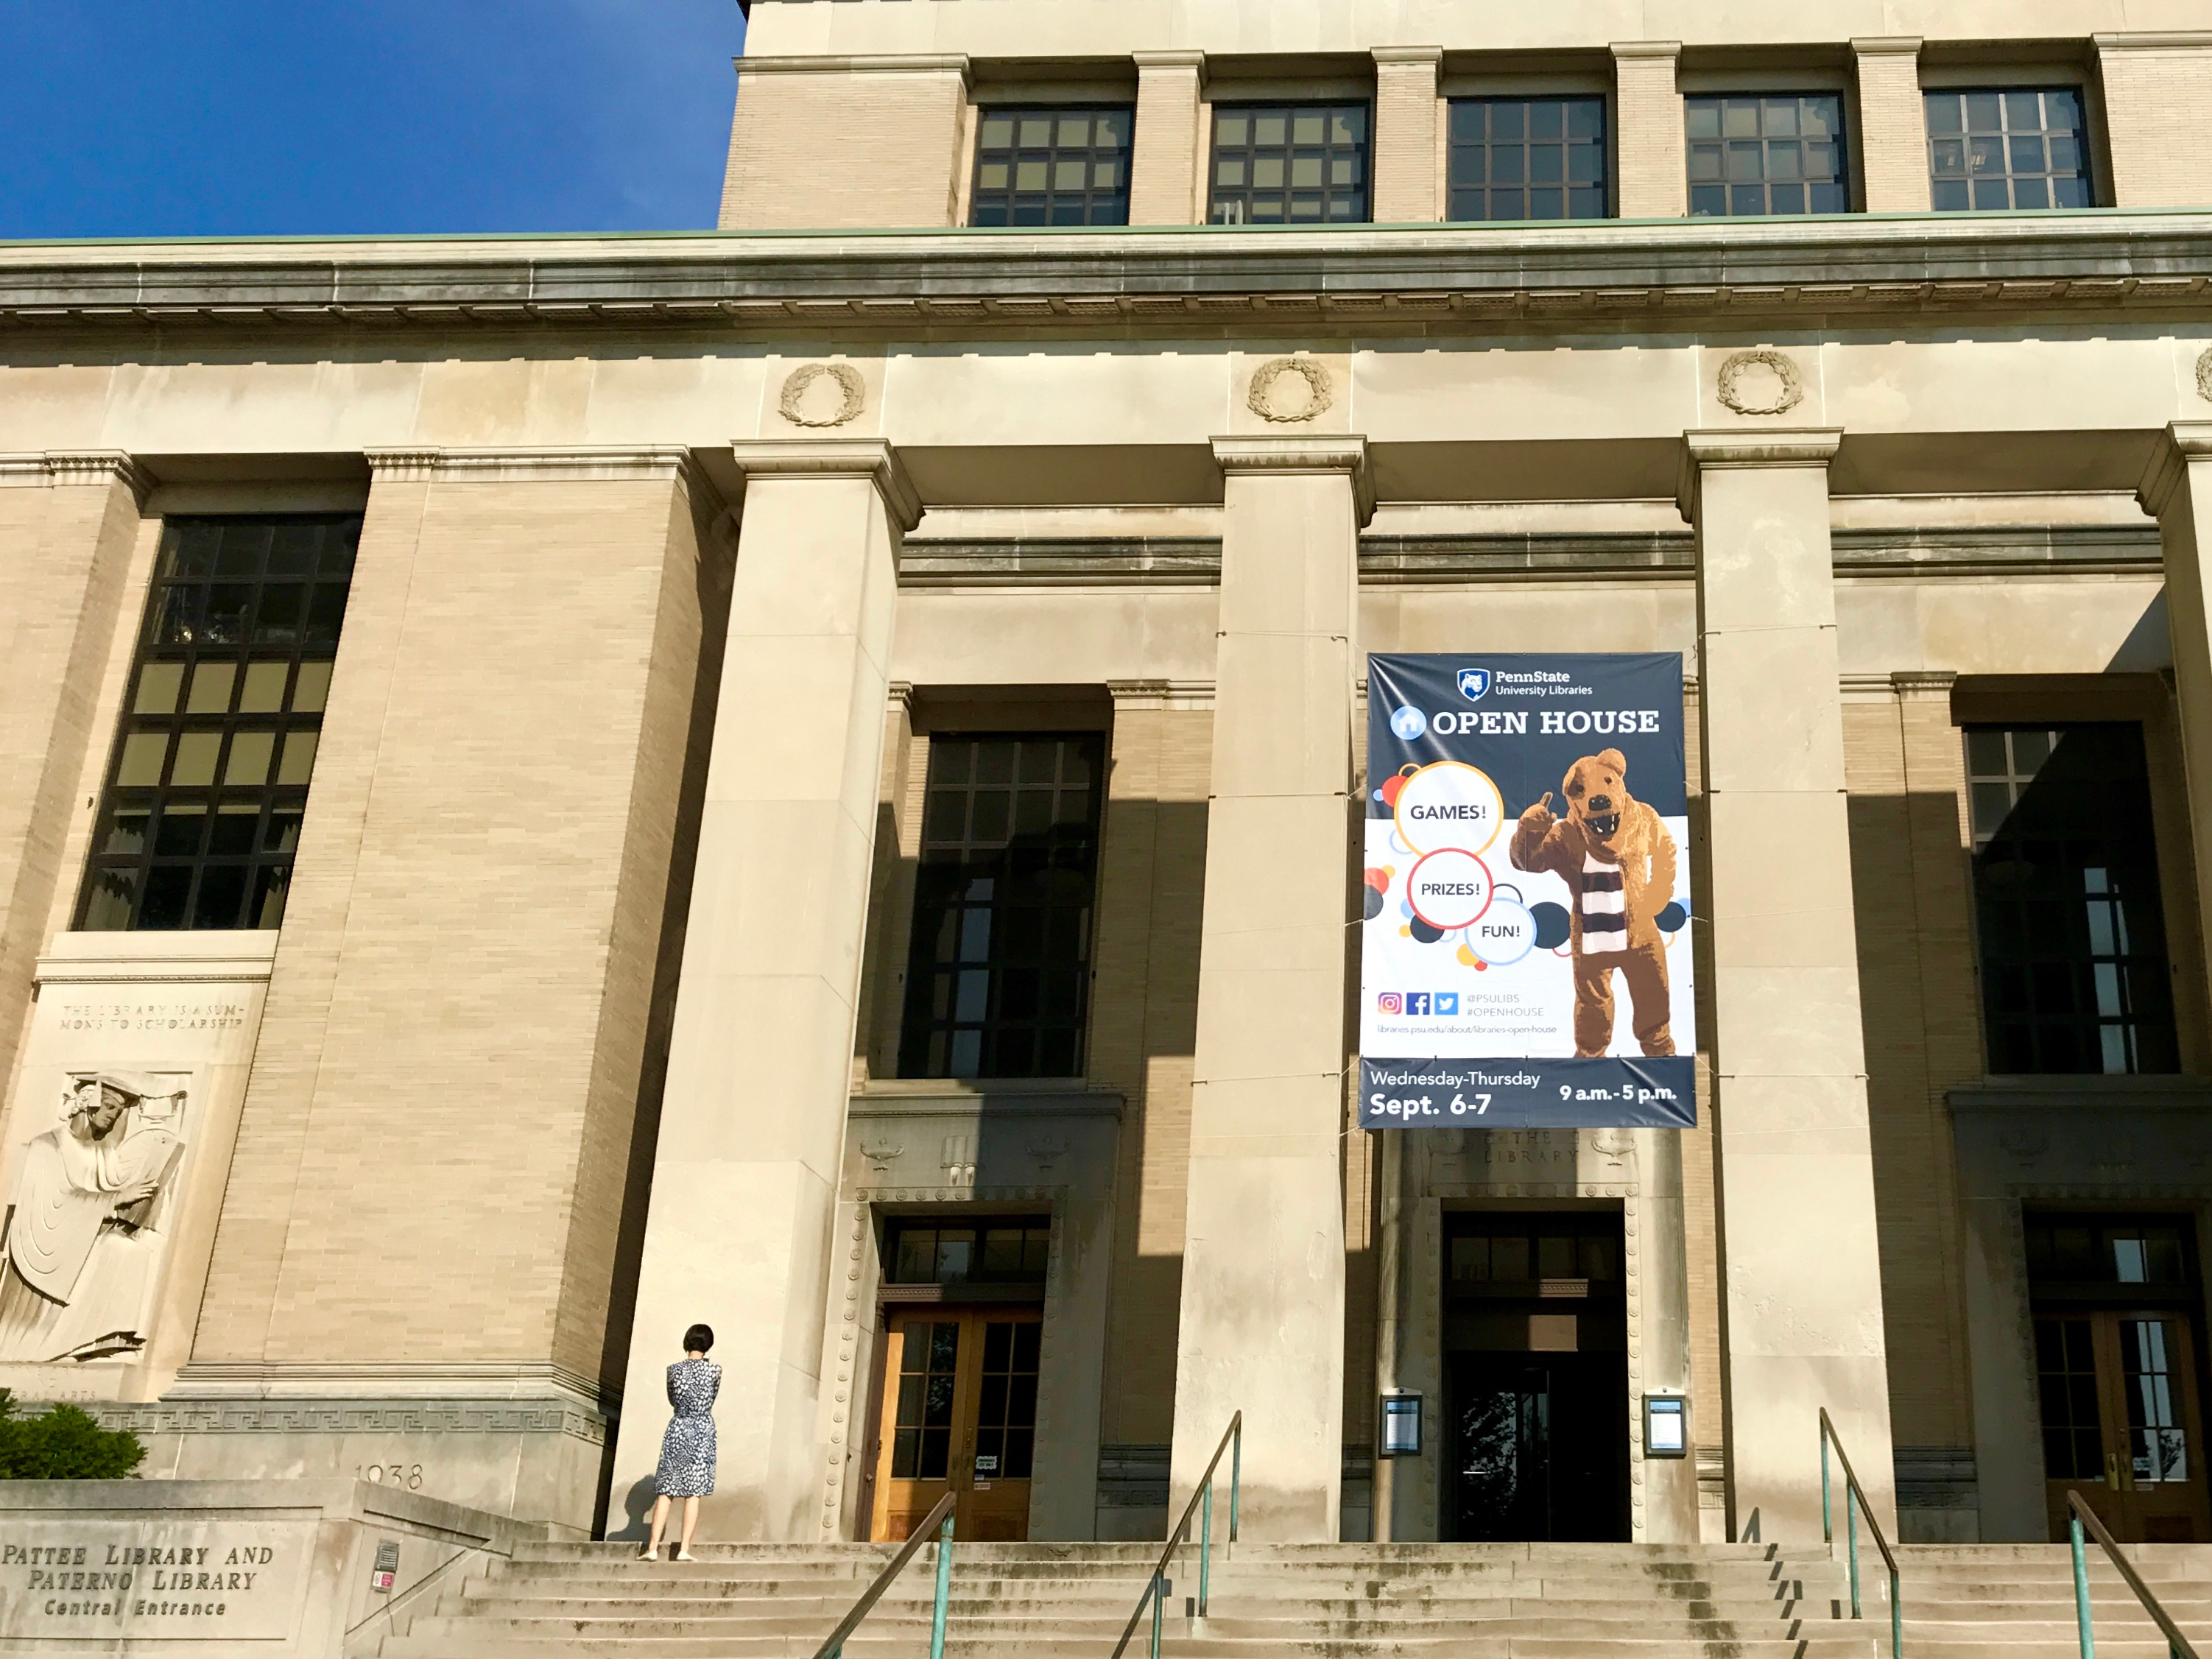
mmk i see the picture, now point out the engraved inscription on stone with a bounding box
[0,1521,310,1641]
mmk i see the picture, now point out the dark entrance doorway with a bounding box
[1443,1208,1630,1542]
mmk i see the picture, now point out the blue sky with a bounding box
[0,1,748,241]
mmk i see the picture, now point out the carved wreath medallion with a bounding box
[1247,356,1334,423]
[2194,347,2212,404]
[778,361,867,428]
[1715,348,1806,417]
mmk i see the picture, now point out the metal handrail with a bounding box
[811,1489,957,1659]
[1820,1407,1903,1659]
[2067,1490,2202,1659]
[1110,1412,1243,1659]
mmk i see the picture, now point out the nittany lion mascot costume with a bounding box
[1509,748,1677,1057]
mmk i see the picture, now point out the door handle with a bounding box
[2107,1452,2122,1491]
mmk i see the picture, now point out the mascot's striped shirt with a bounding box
[1579,853,1628,953]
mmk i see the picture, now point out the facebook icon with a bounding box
[1406,993,1431,1017]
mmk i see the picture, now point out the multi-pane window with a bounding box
[973,1321,1041,1482]
[970,106,1133,227]
[890,1321,959,1480]
[79,517,358,932]
[2036,1317,2104,1480]
[1966,726,2177,1075]
[885,1222,1052,1286]
[1447,97,1607,222]
[898,734,1104,1079]
[1686,94,1849,216]
[1210,104,1370,224]
[2123,1319,2190,1484]
[1926,88,2093,211]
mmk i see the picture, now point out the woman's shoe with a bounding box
[673,1551,698,1563]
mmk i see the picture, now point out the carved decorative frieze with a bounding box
[2195,345,2212,402]
[1715,348,1806,415]
[778,361,867,427]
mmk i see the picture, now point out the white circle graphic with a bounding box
[1407,848,1494,931]
[1468,899,1536,965]
[1393,761,1504,856]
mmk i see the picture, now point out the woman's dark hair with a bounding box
[683,1323,714,1354]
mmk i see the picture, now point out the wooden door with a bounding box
[870,1308,1041,1543]
[2039,1311,2212,1542]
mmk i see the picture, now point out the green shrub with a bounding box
[0,1389,146,1480]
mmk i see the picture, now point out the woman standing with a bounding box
[639,1323,719,1562]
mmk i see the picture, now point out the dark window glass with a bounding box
[971,106,1133,228]
[1685,93,1850,217]
[1211,103,1370,225]
[2026,1218,2193,1289]
[890,1320,961,1480]
[1448,96,1608,222]
[1926,87,2093,211]
[1967,726,2177,1075]
[883,1220,1052,1286]
[1446,1212,1621,1286]
[972,1320,1042,1481]
[2035,1316,2104,1480]
[898,734,1103,1079]
[79,517,358,932]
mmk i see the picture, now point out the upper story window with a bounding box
[898,733,1104,1079]
[78,516,358,933]
[971,106,1133,227]
[1926,88,2093,211]
[1686,93,1849,216]
[1966,725,2177,1076]
[1211,103,1370,225]
[1448,96,1608,222]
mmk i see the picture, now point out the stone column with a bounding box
[1613,43,1686,219]
[0,453,147,1097]
[1131,52,1207,225]
[1680,430,1896,1540]
[1853,38,1931,213]
[2139,424,2212,1000]
[611,441,920,1540]
[1169,437,1370,1542]
[1372,48,1443,222]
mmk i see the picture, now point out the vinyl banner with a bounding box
[1359,653,1697,1130]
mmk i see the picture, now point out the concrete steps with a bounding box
[378,1538,2212,1658]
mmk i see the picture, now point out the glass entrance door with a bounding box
[869,1308,1042,1542]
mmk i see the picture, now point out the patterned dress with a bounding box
[654,1357,721,1498]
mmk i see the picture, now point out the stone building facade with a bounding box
[4,0,2212,1552]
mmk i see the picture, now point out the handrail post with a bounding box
[1821,1419,1834,1546]
[1149,1570,1163,1659]
[2071,1510,2096,1659]
[1200,1479,1214,1616]
[1230,1418,1242,1543]
[929,1510,953,1659]
[1847,1487,1861,1620]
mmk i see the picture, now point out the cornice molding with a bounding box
[1373,45,1445,66]
[363,445,697,485]
[1610,40,1683,59]
[0,451,154,501]
[1132,49,1206,71]
[737,52,972,80]
[1850,36,1924,55]
[2092,30,2212,51]
[730,437,923,532]
[2139,419,2212,518]
[10,215,2212,336]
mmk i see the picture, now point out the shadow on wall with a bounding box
[2109,591,2170,672]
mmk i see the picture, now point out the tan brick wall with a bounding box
[2096,35,2212,208]
[719,60,971,231]
[193,463,719,1387]
[0,461,144,1097]
[1844,688,1980,1456]
[1088,700,1211,1447]
[1854,39,1932,214]
[1130,54,1206,226]
[1373,50,1443,223]
[1613,43,1687,219]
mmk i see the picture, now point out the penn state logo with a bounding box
[1457,668,1491,701]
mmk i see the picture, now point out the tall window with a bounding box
[78,516,358,932]
[898,734,1104,1079]
[1448,96,1607,222]
[1686,94,1849,216]
[1210,103,1370,224]
[1926,88,2093,211]
[971,107,1133,227]
[1966,725,2177,1074]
